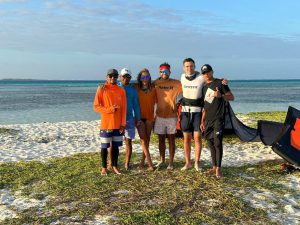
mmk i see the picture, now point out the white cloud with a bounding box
[1,0,300,79]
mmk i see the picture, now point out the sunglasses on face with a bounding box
[141,75,151,79]
[107,74,118,78]
[160,70,170,75]
[122,74,131,79]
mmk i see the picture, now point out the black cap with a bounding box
[201,64,213,74]
[107,68,118,76]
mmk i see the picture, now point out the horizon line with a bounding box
[1,78,300,81]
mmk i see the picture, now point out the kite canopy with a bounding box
[177,102,300,166]
[272,106,300,167]
[225,103,300,166]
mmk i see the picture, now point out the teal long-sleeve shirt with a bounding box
[120,83,141,121]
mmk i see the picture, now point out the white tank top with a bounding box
[181,73,206,112]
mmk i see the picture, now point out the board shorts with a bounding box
[154,116,177,135]
[125,117,135,139]
[100,129,123,148]
[180,112,202,133]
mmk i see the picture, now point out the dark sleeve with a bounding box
[221,80,230,94]
[202,86,205,98]
[201,86,206,107]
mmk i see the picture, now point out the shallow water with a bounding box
[0,79,299,124]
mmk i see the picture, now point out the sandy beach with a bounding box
[0,120,281,165]
[0,120,299,224]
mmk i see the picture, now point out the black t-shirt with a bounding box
[202,78,230,121]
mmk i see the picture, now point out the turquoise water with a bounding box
[0,79,300,125]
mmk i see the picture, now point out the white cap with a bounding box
[120,68,132,76]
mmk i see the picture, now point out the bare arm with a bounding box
[200,109,206,132]
[223,91,234,101]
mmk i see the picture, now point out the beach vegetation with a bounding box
[0,111,296,224]
[0,127,19,136]
[0,152,297,224]
[245,111,287,127]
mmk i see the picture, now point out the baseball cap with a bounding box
[107,68,118,76]
[201,64,213,74]
[120,68,132,77]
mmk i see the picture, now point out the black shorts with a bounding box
[203,118,224,140]
[180,112,202,133]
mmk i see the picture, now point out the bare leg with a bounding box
[167,134,176,169]
[137,122,154,170]
[124,137,132,170]
[158,134,166,166]
[145,121,154,149]
[182,132,192,170]
[139,149,146,169]
[145,121,154,169]
[193,131,202,171]
[137,123,146,169]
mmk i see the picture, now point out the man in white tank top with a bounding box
[180,58,205,171]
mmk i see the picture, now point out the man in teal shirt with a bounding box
[119,68,142,170]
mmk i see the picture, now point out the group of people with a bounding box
[93,58,234,178]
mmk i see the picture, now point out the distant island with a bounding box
[1,78,46,81]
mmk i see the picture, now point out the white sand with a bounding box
[0,189,47,221]
[0,120,299,224]
[240,176,300,224]
[0,120,281,166]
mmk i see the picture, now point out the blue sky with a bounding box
[0,0,300,80]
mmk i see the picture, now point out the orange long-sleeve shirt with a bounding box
[93,83,126,129]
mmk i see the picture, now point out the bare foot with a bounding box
[167,165,174,170]
[156,161,164,166]
[181,164,192,171]
[113,166,122,175]
[147,166,155,171]
[207,168,216,175]
[125,164,130,171]
[156,161,165,169]
[139,163,145,170]
[101,168,107,176]
[194,163,201,172]
[216,167,222,178]
[107,164,112,171]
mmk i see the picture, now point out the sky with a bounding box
[0,0,300,80]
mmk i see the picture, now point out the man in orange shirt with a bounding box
[94,68,127,175]
[154,63,182,170]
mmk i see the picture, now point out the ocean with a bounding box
[0,79,300,125]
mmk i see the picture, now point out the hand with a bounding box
[221,78,228,85]
[200,123,205,132]
[136,120,142,127]
[100,84,107,90]
[214,87,222,98]
[113,105,119,112]
[119,126,125,134]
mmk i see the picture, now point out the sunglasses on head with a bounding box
[160,70,170,75]
[107,74,118,78]
[141,75,151,79]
